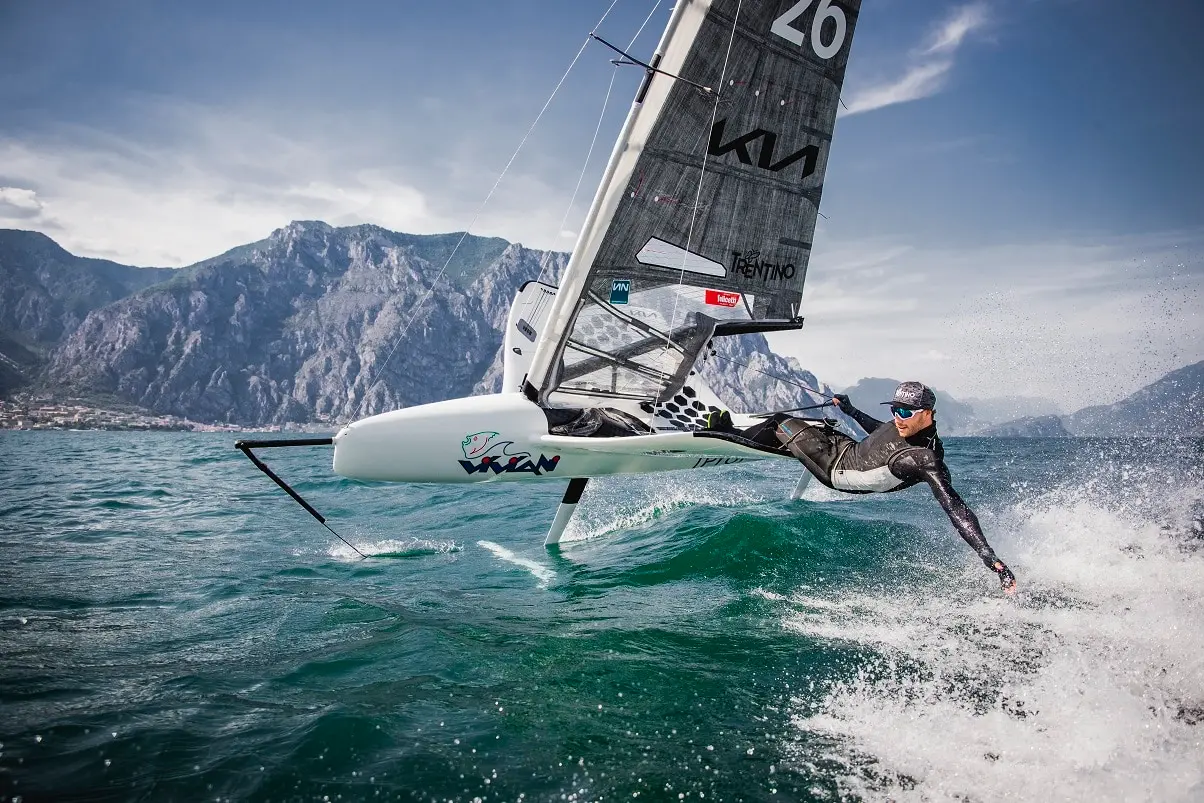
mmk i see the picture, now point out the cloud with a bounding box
[841,3,990,117]
[841,62,953,117]
[0,97,593,265]
[921,2,989,56]
[0,186,46,220]
[0,136,428,266]
[769,230,1204,409]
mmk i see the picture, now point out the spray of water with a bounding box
[784,453,1204,801]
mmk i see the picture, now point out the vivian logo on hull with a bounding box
[704,289,741,308]
[732,250,796,281]
[459,431,561,476]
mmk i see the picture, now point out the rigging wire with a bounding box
[588,33,714,94]
[535,0,665,287]
[750,400,834,417]
[703,347,830,401]
[346,0,624,424]
[656,0,744,406]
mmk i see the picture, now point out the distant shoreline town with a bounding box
[0,394,330,433]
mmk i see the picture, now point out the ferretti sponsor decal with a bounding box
[732,250,796,281]
[609,279,631,305]
[704,289,741,307]
[459,431,561,476]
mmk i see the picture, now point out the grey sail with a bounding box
[526,0,860,419]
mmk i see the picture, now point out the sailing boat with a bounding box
[239,0,861,546]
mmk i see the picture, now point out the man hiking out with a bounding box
[771,381,1017,593]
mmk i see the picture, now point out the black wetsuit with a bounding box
[768,403,1014,588]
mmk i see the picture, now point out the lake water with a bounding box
[2,432,1202,801]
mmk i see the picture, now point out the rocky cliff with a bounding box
[7,223,835,427]
[0,230,175,391]
[44,223,532,424]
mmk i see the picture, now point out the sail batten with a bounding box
[527,0,860,421]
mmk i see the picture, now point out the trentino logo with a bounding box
[610,279,631,305]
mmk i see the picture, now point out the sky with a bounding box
[1,0,1202,410]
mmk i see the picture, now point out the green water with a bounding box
[1,433,1201,802]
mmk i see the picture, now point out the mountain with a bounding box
[699,334,862,433]
[1062,361,1204,436]
[43,222,537,424]
[840,376,979,435]
[978,415,1071,438]
[977,361,1204,437]
[0,230,175,390]
[960,395,1062,427]
[5,224,833,427]
[0,334,41,395]
[11,225,1200,437]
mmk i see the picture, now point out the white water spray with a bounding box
[784,459,1204,801]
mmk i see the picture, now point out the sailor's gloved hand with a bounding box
[989,559,1017,595]
[833,393,852,410]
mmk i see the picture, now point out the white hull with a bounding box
[332,393,784,484]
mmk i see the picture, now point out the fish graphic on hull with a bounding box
[462,431,530,461]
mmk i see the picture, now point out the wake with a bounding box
[558,463,785,543]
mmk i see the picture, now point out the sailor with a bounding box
[775,381,1018,594]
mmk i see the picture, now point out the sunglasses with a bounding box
[891,406,921,419]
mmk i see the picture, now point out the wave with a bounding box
[477,540,556,588]
[558,466,785,543]
[325,537,460,561]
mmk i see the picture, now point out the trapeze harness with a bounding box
[770,404,1008,577]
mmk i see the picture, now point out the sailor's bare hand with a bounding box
[993,560,1017,595]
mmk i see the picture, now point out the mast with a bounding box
[524,0,708,403]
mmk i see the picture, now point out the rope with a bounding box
[656,0,743,404]
[347,0,624,423]
[704,348,830,401]
[749,401,833,419]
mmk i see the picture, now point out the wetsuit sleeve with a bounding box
[892,450,1013,585]
[834,396,885,434]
